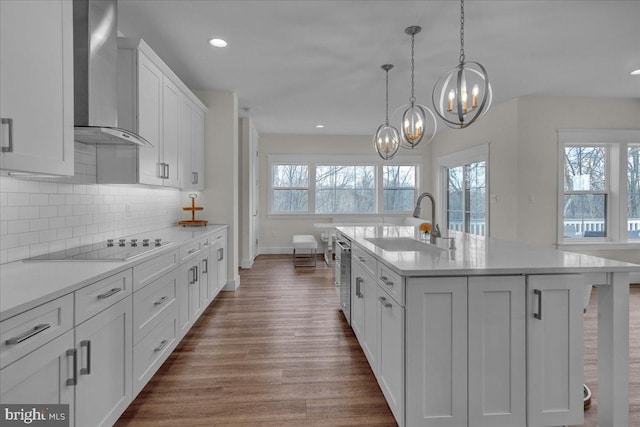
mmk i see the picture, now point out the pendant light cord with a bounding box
[385,69,390,125]
[459,0,465,64]
[410,33,416,103]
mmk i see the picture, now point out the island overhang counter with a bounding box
[336,225,639,427]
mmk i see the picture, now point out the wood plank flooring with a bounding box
[116,254,640,426]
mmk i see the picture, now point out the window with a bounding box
[438,144,489,237]
[558,130,640,245]
[562,145,608,239]
[315,165,376,214]
[269,155,421,215]
[383,165,417,212]
[272,164,309,213]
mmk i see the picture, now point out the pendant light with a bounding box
[432,0,492,129]
[374,64,400,160]
[399,26,436,149]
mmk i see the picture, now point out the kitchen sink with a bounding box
[364,237,447,252]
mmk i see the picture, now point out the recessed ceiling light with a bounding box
[315,124,325,128]
[631,69,640,75]
[209,38,228,48]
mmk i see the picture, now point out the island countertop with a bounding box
[336,225,640,277]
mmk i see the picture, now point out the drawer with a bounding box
[377,262,404,306]
[133,268,178,344]
[200,234,212,252]
[352,245,377,278]
[133,305,178,396]
[0,294,73,369]
[75,269,133,325]
[133,248,179,292]
[179,240,201,264]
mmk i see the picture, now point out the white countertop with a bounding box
[337,225,640,277]
[0,225,228,321]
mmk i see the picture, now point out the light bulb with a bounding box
[472,84,479,109]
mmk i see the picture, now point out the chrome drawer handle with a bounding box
[335,281,340,288]
[203,258,208,274]
[355,277,364,298]
[187,248,197,254]
[80,340,91,375]
[217,248,224,261]
[380,276,394,287]
[154,339,169,353]
[534,289,542,320]
[358,256,366,262]
[97,288,122,300]
[1,118,13,153]
[5,323,51,345]
[154,296,169,306]
[379,296,392,308]
[66,348,77,386]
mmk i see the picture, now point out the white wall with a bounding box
[194,90,240,289]
[429,96,640,248]
[0,143,181,264]
[258,133,430,253]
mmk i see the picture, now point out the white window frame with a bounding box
[270,162,310,214]
[557,129,640,249]
[268,154,422,217]
[436,143,490,237]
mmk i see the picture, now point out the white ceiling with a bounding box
[117,0,640,135]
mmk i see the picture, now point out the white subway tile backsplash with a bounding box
[8,219,30,234]
[29,194,49,206]
[8,193,30,206]
[49,194,66,205]
[49,217,66,229]
[1,206,21,220]
[39,206,58,218]
[0,220,7,235]
[29,219,49,232]
[58,206,73,217]
[19,231,39,247]
[39,229,57,242]
[19,207,40,219]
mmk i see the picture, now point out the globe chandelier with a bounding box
[397,25,436,149]
[373,64,400,160]
[432,0,492,129]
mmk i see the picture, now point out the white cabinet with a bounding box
[351,257,378,370]
[468,276,526,427]
[74,296,132,427]
[0,330,76,426]
[215,229,228,292]
[178,249,203,339]
[161,76,181,187]
[350,262,365,342]
[376,285,404,427]
[0,0,74,176]
[406,277,468,427]
[180,95,206,190]
[527,274,584,427]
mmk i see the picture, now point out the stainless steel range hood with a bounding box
[73,0,148,147]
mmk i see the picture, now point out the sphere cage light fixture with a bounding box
[400,26,436,149]
[432,0,492,129]
[374,64,401,160]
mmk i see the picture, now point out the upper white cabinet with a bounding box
[97,38,206,188]
[180,95,205,190]
[0,0,74,176]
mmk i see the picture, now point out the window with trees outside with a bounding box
[269,155,421,215]
[558,129,640,244]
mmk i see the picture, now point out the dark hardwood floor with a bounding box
[116,254,639,426]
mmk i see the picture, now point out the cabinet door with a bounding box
[137,52,163,186]
[191,106,205,190]
[179,94,194,189]
[207,239,220,302]
[0,330,75,426]
[468,276,526,427]
[527,274,584,427]
[406,277,467,427]
[75,297,132,427]
[162,76,180,188]
[200,240,211,307]
[351,262,366,341]
[216,232,228,291]
[377,286,404,427]
[0,0,73,176]
[178,261,201,339]
[362,270,378,371]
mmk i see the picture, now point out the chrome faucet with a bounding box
[413,192,441,244]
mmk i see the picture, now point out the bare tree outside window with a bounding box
[629,144,640,238]
[272,164,309,212]
[316,165,375,214]
[446,161,486,236]
[383,166,416,212]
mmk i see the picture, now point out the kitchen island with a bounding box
[337,225,639,427]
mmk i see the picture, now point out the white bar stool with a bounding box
[292,235,318,267]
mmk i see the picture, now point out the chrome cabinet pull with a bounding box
[358,256,366,262]
[195,172,198,184]
[188,267,196,284]
[534,289,542,320]
[154,296,169,306]
[165,163,170,179]
[194,265,199,282]
[203,258,208,274]
[80,340,91,375]
[154,339,169,353]
[379,296,392,308]
[335,281,340,288]
[1,118,13,153]
[187,248,197,254]
[217,248,224,261]
[5,323,51,345]
[355,277,364,298]
[66,349,77,386]
[97,288,122,300]
[192,172,197,184]
[380,276,394,287]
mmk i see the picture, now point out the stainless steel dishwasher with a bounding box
[335,237,351,325]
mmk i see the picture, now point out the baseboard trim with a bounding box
[240,258,254,269]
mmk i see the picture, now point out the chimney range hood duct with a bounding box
[73,0,148,147]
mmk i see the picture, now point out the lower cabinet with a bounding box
[0,329,76,426]
[178,254,203,339]
[214,229,228,292]
[74,296,133,427]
